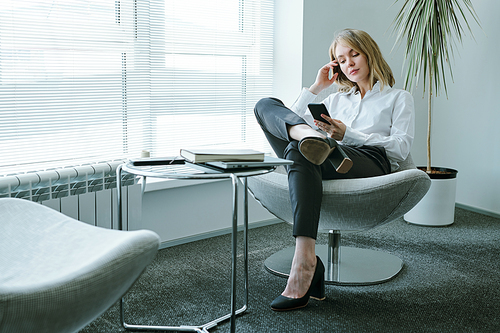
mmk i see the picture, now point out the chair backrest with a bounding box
[0,198,160,333]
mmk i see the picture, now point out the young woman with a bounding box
[254,29,415,311]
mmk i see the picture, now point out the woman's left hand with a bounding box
[314,115,346,141]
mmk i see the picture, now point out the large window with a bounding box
[0,0,273,175]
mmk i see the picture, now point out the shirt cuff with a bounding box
[342,126,367,146]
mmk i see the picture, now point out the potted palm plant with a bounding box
[392,0,481,226]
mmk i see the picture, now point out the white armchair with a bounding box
[0,198,160,333]
[248,154,430,285]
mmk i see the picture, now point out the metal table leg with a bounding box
[117,167,248,333]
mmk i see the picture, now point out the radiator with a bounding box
[0,161,142,231]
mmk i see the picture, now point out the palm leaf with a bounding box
[392,0,480,97]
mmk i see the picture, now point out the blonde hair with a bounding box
[329,29,395,92]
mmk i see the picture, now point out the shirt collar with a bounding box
[364,81,382,94]
[348,81,382,97]
[371,81,381,93]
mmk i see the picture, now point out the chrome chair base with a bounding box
[264,245,403,286]
[120,303,247,333]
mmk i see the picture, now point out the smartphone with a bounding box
[328,61,341,80]
[307,103,331,124]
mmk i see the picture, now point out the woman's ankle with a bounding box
[288,124,325,142]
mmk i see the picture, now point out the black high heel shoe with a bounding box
[270,256,325,311]
[298,137,353,173]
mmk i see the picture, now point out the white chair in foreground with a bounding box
[0,197,160,333]
[248,154,430,285]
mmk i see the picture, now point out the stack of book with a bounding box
[179,148,265,164]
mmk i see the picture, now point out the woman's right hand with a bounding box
[309,60,339,95]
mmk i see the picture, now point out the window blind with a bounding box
[0,0,274,176]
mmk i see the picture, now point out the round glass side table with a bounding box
[116,159,275,333]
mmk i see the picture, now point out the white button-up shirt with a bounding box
[291,82,415,171]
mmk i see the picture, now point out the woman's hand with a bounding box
[309,60,339,95]
[314,115,346,141]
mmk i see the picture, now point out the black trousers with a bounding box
[254,97,391,239]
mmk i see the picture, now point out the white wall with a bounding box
[139,178,277,247]
[272,0,304,105]
[296,0,499,216]
[431,2,499,215]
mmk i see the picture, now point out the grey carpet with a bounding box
[80,208,500,332]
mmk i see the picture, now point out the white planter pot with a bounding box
[404,168,458,227]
